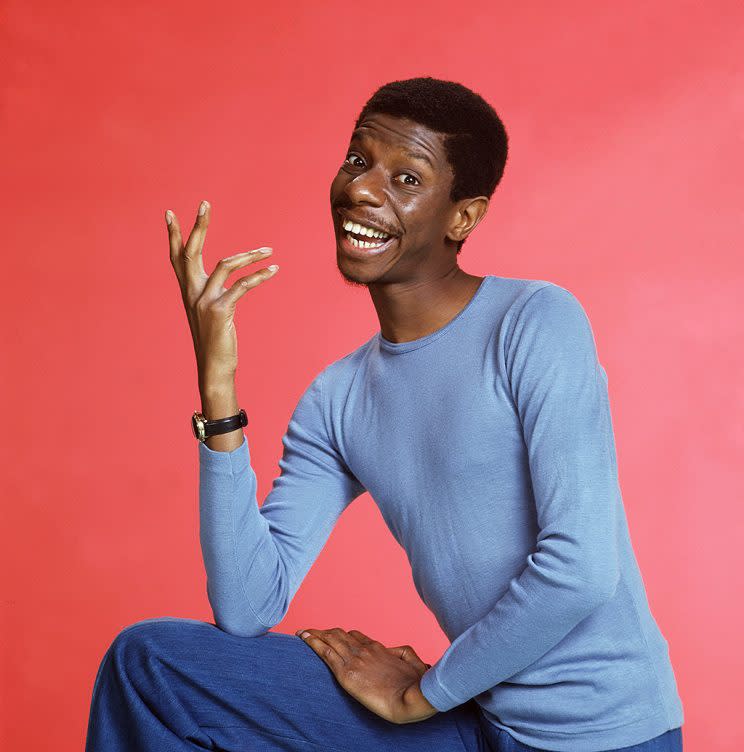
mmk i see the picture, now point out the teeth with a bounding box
[348,233,385,249]
[343,219,390,239]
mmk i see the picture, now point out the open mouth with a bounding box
[338,218,398,256]
[339,230,397,256]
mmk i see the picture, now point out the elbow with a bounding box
[554,556,620,617]
[209,600,275,638]
[203,549,294,638]
[206,580,282,638]
[587,576,618,607]
[559,572,618,627]
[535,536,620,610]
[582,563,620,608]
[213,614,273,639]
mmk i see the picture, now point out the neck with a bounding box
[369,267,485,344]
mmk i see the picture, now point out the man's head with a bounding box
[330,76,508,285]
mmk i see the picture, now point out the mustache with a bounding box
[334,206,399,237]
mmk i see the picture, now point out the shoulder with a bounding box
[502,280,600,380]
[511,279,586,318]
[292,334,376,419]
[483,276,590,334]
[315,333,377,391]
[506,280,593,339]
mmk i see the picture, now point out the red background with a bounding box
[3,1,743,749]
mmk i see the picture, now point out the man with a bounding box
[85,77,684,752]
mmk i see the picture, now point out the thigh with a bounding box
[105,617,489,752]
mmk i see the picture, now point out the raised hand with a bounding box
[166,200,279,389]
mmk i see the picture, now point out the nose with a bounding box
[344,165,385,208]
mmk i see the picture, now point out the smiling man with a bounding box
[85,78,684,752]
[331,108,490,345]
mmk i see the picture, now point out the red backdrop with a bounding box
[3,1,743,749]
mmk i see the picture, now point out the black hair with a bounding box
[354,76,509,253]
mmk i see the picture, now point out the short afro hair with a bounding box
[354,76,509,253]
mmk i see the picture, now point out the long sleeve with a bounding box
[419,283,622,712]
[198,368,366,637]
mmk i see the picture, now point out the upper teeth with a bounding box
[343,220,390,239]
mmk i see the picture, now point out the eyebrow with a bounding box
[350,132,435,169]
[402,148,435,169]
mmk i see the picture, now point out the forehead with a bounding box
[350,113,446,169]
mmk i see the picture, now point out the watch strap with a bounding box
[193,408,248,442]
[204,408,248,437]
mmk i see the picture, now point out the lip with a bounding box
[336,209,397,239]
[337,227,398,258]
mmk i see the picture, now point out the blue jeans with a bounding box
[84,617,683,752]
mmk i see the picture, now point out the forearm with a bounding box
[197,371,366,637]
[199,435,279,636]
[420,566,617,711]
[198,375,277,634]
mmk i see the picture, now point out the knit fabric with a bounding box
[198,275,684,751]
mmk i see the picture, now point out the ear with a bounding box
[446,196,489,245]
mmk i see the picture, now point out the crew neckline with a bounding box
[377,275,494,354]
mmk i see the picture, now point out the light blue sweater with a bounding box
[198,275,684,751]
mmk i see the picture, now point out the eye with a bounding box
[343,154,420,186]
[396,173,420,186]
[344,153,365,167]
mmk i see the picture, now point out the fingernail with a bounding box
[268,264,279,272]
[199,201,209,216]
[165,210,173,225]
[300,631,310,638]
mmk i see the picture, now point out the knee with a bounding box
[116,616,208,639]
[107,617,210,668]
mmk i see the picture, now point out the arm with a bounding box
[199,369,366,637]
[419,283,621,711]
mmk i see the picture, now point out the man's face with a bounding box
[329,112,459,285]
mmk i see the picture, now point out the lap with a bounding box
[105,617,487,752]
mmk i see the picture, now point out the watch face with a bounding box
[192,412,205,441]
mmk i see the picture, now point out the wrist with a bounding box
[399,678,439,723]
[200,388,239,421]
[200,382,235,399]
[199,375,235,393]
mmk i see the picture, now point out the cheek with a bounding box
[400,208,438,240]
[330,171,351,196]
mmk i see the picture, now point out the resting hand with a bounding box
[295,627,438,725]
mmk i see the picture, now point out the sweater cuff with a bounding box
[198,432,249,473]
[419,666,462,713]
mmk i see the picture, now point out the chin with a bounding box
[333,230,402,288]
[335,261,374,288]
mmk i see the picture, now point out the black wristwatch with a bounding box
[191,408,248,443]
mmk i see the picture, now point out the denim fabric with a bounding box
[85,617,487,751]
[476,715,682,752]
[85,617,682,752]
